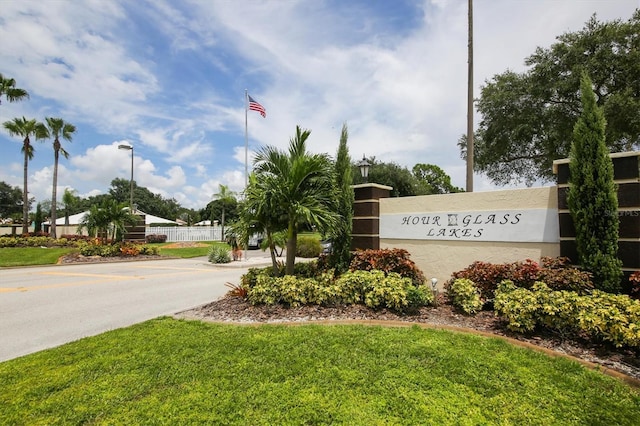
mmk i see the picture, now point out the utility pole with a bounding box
[466,0,474,192]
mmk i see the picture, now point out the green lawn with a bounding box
[1,318,638,425]
[0,241,228,267]
[156,241,228,258]
[0,247,76,267]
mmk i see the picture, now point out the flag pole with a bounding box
[244,89,248,189]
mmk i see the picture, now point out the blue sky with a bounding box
[1,0,637,211]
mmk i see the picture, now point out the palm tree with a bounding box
[241,172,289,273]
[45,117,77,239]
[77,198,137,244]
[212,184,237,241]
[2,117,49,234]
[253,125,338,275]
[0,73,29,105]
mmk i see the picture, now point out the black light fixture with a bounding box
[357,155,370,183]
[118,143,134,212]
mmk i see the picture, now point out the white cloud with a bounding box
[2,0,636,211]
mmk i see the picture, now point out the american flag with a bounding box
[248,95,266,118]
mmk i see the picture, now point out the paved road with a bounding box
[0,257,266,362]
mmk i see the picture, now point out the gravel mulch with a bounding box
[178,294,640,385]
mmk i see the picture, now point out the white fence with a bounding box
[147,226,223,242]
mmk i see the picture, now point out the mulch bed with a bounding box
[179,295,640,384]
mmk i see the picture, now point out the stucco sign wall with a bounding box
[380,209,559,243]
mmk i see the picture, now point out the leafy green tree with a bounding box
[2,117,49,234]
[462,11,640,185]
[108,178,180,220]
[177,208,200,226]
[253,125,338,275]
[568,73,623,293]
[45,117,76,238]
[412,164,463,194]
[354,159,425,197]
[200,198,238,227]
[62,188,81,225]
[212,184,237,241]
[77,198,137,243]
[327,123,353,272]
[0,181,24,219]
[0,73,29,105]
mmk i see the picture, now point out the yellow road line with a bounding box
[40,271,134,279]
[1,267,219,293]
[0,276,139,293]
[133,265,218,272]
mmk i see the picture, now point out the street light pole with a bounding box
[118,144,134,212]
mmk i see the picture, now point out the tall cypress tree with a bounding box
[567,72,623,292]
[328,123,354,272]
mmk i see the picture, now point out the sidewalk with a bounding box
[213,249,314,269]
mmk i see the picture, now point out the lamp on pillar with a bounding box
[118,143,134,212]
[357,155,370,183]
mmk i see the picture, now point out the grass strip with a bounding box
[157,242,228,258]
[0,247,76,267]
[1,318,638,425]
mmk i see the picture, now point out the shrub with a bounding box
[145,234,167,243]
[448,257,594,301]
[246,269,433,313]
[349,248,426,286]
[77,241,121,257]
[296,236,322,258]
[494,281,640,348]
[208,245,231,264]
[447,261,509,301]
[538,257,594,293]
[447,278,484,315]
[493,281,540,333]
[60,234,93,242]
[0,237,19,247]
[119,242,141,256]
[629,271,640,300]
[139,245,159,255]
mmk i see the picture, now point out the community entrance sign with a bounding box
[380,209,559,243]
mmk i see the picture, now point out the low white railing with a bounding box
[146,226,223,242]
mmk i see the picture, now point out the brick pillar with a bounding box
[351,183,392,251]
[553,151,640,290]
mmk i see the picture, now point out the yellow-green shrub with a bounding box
[247,269,433,313]
[494,281,640,348]
[447,278,484,315]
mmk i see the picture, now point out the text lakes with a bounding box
[400,213,523,239]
